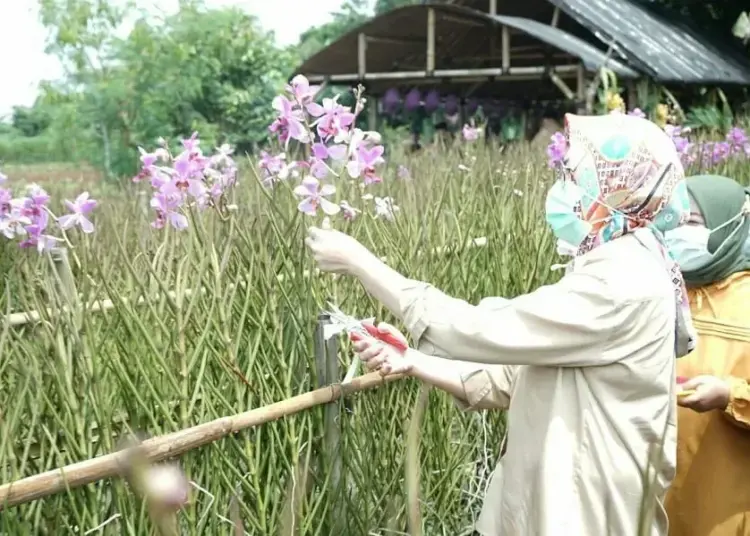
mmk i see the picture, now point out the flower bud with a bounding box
[142,463,190,512]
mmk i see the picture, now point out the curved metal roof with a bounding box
[295,4,637,83]
[295,1,750,86]
[492,14,636,76]
[547,0,750,84]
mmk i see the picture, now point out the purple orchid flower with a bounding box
[19,184,50,219]
[727,127,749,154]
[19,210,59,252]
[307,97,355,142]
[151,192,188,230]
[339,200,360,221]
[270,95,309,147]
[546,132,567,168]
[293,176,340,216]
[258,151,286,178]
[627,108,646,118]
[181,132,200,153]
[462,124,480,142]
[346,145,385,185]
[286,75,319,109]
[0,188,11,216]
[0,201,32,239]
[58,192,97,233]
[397,165,411,180]
[310,142,347,178]
[169,150,209,200]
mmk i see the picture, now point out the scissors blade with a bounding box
[321,303,374,340]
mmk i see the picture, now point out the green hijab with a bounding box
[681,175,750,287]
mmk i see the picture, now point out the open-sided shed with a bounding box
[294,0,750,112]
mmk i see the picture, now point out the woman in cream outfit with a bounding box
[306,113,696,535]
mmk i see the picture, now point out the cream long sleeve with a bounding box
[354,231,680,535]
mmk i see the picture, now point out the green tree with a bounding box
[11,106,52,137]
[297,0,371,59]
[33,0,293,177]
[374,0,419,15]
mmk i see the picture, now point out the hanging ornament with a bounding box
[424,89,440,113]
[444,94,459,116]
[382,88,401,116]
[404,88,421,112]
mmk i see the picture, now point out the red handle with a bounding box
[349,323,408,353]
[363,322,408,352]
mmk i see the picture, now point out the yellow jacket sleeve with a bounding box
[723,376,750,429]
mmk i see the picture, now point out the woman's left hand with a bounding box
[678,375,731,413]
[305,219,369,275]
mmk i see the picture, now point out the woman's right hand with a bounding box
[351,322,413,376]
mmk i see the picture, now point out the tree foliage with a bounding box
[2,0,294,177]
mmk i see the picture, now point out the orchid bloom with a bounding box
[310,142,347,179]
[308,97,355,142]
[57,192,97,234]
[270,95,309,147]
[150,192,188,230]
[293,176,340,216]
[286,74,320,109]
[347,144,385,185]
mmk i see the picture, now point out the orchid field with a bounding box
[1,77,750,535]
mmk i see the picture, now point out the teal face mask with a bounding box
[663,225,713,272]
[664,210,750,272]
[545,180,592,248]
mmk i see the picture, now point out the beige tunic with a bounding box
[398,230,678,536]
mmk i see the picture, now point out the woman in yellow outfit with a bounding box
[664,174,750,536]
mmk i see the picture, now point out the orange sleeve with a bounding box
[723,377,750,429]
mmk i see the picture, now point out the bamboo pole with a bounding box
[0,371,405,510]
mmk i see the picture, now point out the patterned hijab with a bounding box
[561,112,696,356]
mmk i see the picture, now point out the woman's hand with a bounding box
[678,375,731,413]
[351,322,413,377]
[305,218,370,275]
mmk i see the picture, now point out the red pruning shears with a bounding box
[324,303,408,352]
[324,303,408,384]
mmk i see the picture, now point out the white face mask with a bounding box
[663,225,713,272]
[664,209,750,272]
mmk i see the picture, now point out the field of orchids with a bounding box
[1,75,750,535]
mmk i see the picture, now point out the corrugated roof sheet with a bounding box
[492,14,638,77]
[550,0,750,84]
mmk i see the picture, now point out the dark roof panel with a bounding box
[551,0,750,84]
[493,15,638,77]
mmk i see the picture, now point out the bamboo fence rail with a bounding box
[0,371,404,510]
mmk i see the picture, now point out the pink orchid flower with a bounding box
[293,176,340,216]
[58,192,97,233]
[346,144,385,185]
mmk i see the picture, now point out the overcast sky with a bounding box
[0,0,364,119]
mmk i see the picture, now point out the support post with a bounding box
[368,99,377,131]
[626,80,637,111]
[357,33,367,79]
[576,64,587,114]
[501,26,510,71]
[551,6,560,27]
[426,8,436,75]
[313,313,342,502]
[489,0,497,57]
